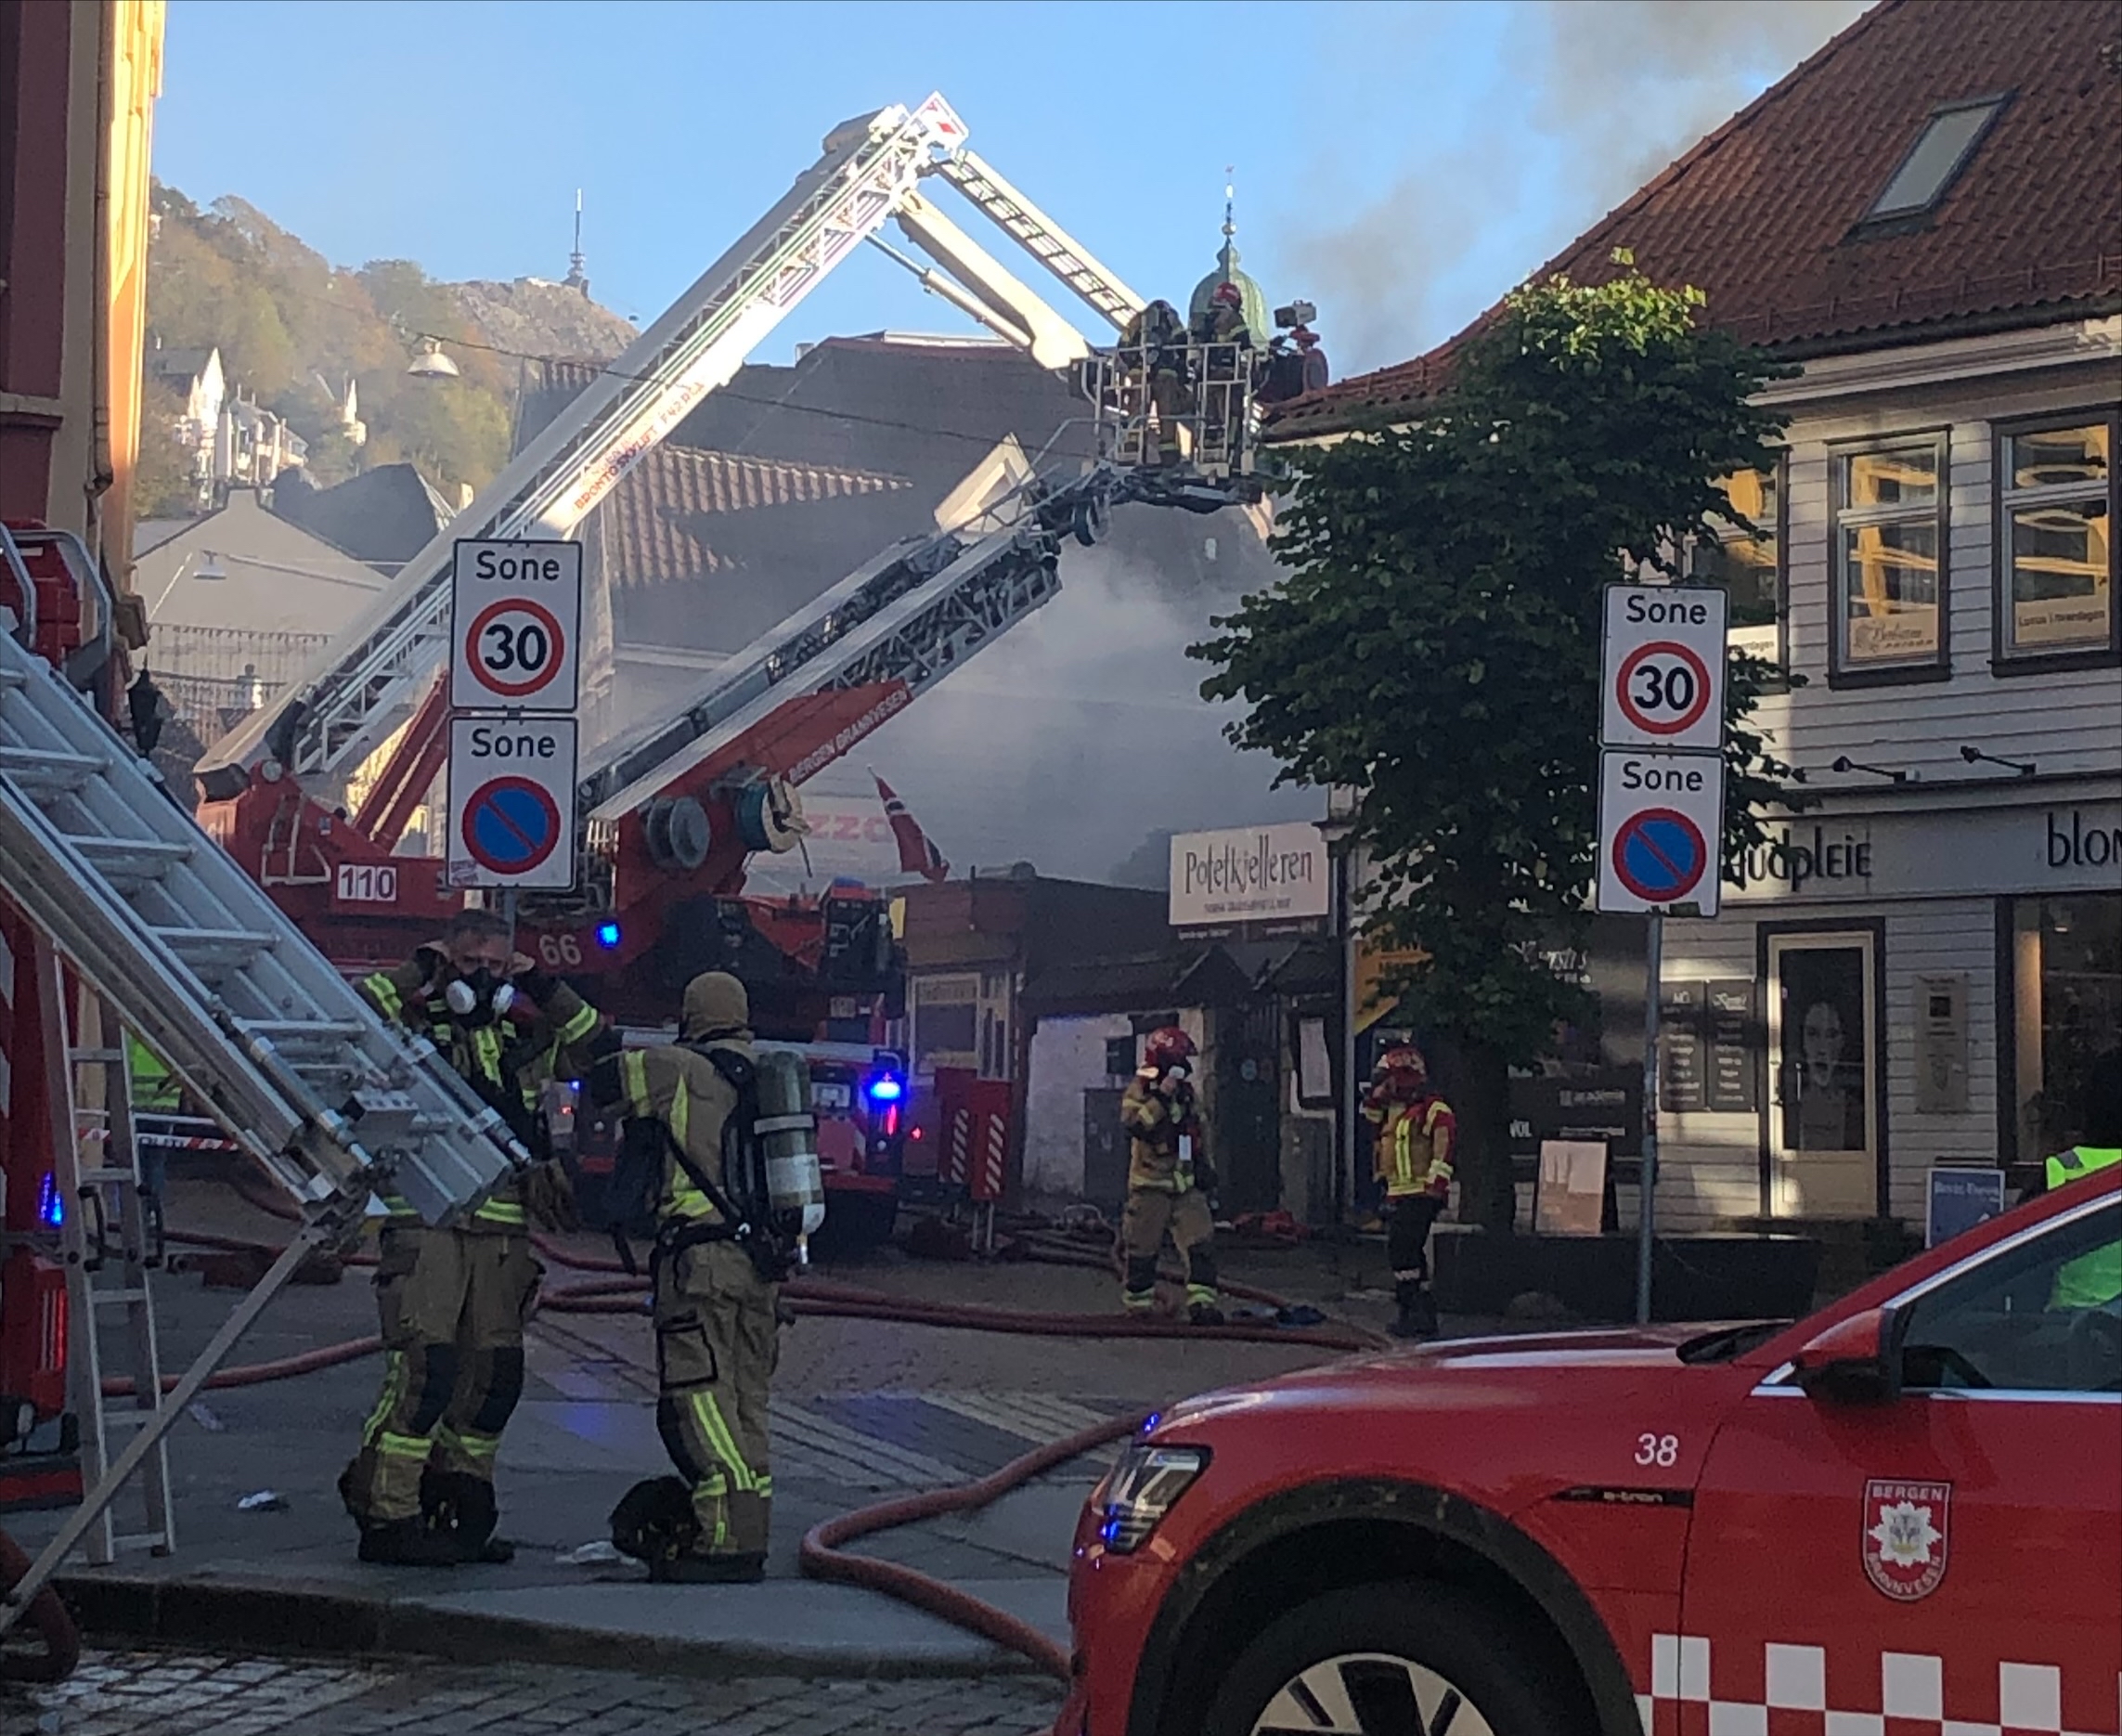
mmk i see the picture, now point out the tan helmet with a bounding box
[680,971,751,1041]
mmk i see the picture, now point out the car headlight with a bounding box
[1096,1442,1208,1554]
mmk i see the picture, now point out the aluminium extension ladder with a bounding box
[0,590,536,1632]
[32,950,175,1564]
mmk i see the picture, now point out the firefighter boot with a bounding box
[651,1551,767,1586]
[356,1516,462,1567]
[1391,1280,1440,1341]
[424,1468,516,1564]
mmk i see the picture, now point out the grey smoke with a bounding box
[851,517,1318,884]
[1301,0,1872,374]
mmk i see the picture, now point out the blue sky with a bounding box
[152,0,1869,379]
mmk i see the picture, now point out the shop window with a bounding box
[1689,463,1785,672]
[2008,894,2122,1168]
[1994,414,2117,667]
[1766,930,1880,1219]
[1831,437,1948,683]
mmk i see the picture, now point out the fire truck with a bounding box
[169,92,1283,1233]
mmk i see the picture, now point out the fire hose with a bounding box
[42,1190,1380,1685]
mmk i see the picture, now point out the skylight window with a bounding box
[1865,97,2008,220]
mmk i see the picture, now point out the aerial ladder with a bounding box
[186,94,1268,993]
[0,525,536,1636]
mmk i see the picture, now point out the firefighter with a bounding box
[602,971,780,1585]
[1366,1043,1456,1340]
[2043,1050,2120,1311]
[1115,298,1192,466]
[1119,1027,1223,1325]
[339,908,602,1567]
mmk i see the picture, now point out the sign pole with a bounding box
[1636,909,1663,1325]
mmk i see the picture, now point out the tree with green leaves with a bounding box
[1193,262,1806,1232]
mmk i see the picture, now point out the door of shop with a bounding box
[1766,928,1882,1218]
[1217,1003,1282,1215]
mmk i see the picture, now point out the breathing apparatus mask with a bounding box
[444,968,517,1024]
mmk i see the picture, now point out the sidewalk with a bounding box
[8,1185,1459,1682]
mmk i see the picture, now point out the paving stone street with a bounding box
[8,1648,1061,1736]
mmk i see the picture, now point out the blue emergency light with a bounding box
[866,1074,904,1104]
[38,1172,63,1228]
[595,922,622,950]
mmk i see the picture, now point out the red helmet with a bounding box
[1211,279,1243,308]
[1145,1026,1197,1071]
[1372,1043,1430,1098]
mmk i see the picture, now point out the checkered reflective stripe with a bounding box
[1638,1637,2122,1736]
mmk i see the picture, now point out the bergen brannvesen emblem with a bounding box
[1863,1479,1950,1601]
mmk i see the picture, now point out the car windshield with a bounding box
[1675,1321,1791,1365]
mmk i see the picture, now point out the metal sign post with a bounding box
[1597,584,1728,1325]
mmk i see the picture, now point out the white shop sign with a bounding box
[1170,823,1330,928]
[1725,798,2122,901]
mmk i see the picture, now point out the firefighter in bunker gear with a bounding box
[2043,1050,2121,1312]
[1119,1027,1223,1326]
[339,909,604,1567]
[1366,1043,1456,1340]
[603,971,779,1584]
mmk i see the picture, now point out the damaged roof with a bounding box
[1274,0,2122,437]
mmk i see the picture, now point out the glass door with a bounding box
[1766,931,1880,1218]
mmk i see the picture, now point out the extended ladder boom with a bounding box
[580,460,1243,825]
[196,95,972,800]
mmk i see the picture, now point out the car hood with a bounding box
[1158,1321,1767,1432]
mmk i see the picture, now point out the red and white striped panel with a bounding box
[1640,1635,2122,1736]
[970,1110,1007,1203]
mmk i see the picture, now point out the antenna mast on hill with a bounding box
[564,188,589,298]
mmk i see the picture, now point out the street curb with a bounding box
[52,1573,1048,1681]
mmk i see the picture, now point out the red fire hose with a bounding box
[800,1410,1148,1680]
[68,1200,1379,1685]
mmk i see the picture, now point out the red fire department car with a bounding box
[1058,1167,2120,1736]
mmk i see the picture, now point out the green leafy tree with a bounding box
[1194,263,1806,1231]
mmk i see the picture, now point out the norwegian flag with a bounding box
[871,769,949,884]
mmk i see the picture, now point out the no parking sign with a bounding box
[446,717,578,890]
[1597,751,1724,916]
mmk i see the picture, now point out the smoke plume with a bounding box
[1299,0,1871,374]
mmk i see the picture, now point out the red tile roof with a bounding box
[1273,0,2122,437]
[602,444,910,589]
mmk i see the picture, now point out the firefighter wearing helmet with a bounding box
[1365,1043,1456,1339]
[1118,1027,1223,1324]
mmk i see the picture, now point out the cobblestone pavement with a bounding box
[10,1648,1061,1735]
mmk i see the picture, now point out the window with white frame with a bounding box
[1997,415,2116,662]
[1833,437,1948,679]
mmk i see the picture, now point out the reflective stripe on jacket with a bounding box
[360,960,603,1229]
[618,1043,748,1224]
[1367,1095,1456,1198]
[2047,1147,2121,1310]
[1121,1071,1200,1193]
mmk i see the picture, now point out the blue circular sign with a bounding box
[461,776,560,876]
[1611,807,1707,902]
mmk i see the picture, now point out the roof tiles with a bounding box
[1275,0,2122,435]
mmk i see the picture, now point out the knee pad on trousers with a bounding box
[407,1343,460,1437]
[469,1347,525,1434]
[655,1395,711,1488]
[1124,1255,1158,1296]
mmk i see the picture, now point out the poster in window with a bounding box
[1778,947,1870,1153]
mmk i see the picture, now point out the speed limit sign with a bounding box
[1601,584,1727,754]
[450,538,583,712]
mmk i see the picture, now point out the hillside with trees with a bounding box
[139,183,636,514]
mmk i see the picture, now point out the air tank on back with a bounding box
[753,1048,826,1266]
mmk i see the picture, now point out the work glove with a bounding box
[522,1159,582,1235]
[412,945,448,992]
[511,965,560,1009]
